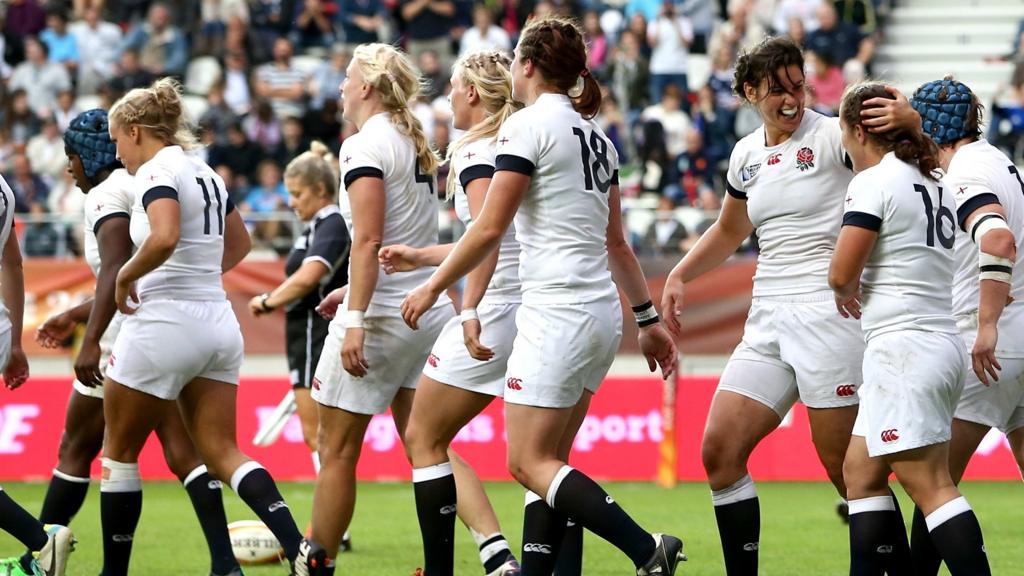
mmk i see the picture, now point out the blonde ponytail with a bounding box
[285,140,339,200]
[109,77,198,149]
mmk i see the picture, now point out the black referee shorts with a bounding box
[286,310,331,389]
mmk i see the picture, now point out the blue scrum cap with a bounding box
[63,109,119,180]
[910,78,974,146]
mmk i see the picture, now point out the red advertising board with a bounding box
[0,376,1019,482]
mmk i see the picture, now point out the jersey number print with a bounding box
[915,184,955,249]
[196,177,226,236]
[572,127,612,194]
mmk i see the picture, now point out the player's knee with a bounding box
[506,454,534,487]
[57,430,102,474]
[701,432,746,480]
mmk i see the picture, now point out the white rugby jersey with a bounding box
[338,113,445,309]
[727,109,853,297]
[452,136,521,304]
[494,93,619,305]
[842,152,958,341]
[0,176,15,328]
[945,139,1024,357]
[83,168,134,276]
[131,146,234,302]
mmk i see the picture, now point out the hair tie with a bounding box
[898,139,912,146]
[580,69,590,77]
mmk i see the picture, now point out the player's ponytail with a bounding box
[444,50,521,199]
[109,77,198,150]
[517,16,601,118]
[285,140,338,201]
[841,81,941,181]
[352,43,440,176]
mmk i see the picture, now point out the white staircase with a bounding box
[873,0,1024,108]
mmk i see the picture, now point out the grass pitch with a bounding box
[0,481,1019,575]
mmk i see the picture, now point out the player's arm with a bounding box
[222,208,252,272]
[401,0,431,21]
[1,230,28,389]
[828,224,877,319]
[402,170,525,329]
[116,196,180,313]
[859,85,921,133]
[36,298,94,349]
[379,243,454,273]
[252,261,328,316]
[340,175,385,377]
[607,183,678,380]
[964,204,1017,384]
[76,215,132,386]
[461,176,500,311]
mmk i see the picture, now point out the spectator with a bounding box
[292,0,337,52]
[638,121,673,195]
[4,154,49,213]
[418,50,446,102]
[199,82,241,146]
[833,0,878,35]
[250,0,299,59]
[106,0,151,26]
[3,0,47,62]
[255,37,309,119]
[120,2,189,78]
[309,44,348,111]
[706,43,740,113]
[208,122,263,184]
[198,0,250,55]
[105,49,155,98]
[214,163,247,205]
[679,0,715,54]
[8,37,72,118]
[804,50,844,115]
[223,50,253,115]
[693,84,735,169]
[459,3,511,56]
[647,0,694,110]
[0,17,11,80]
[0,89,42,145]
[401,0,457,72]
[69,6,123,95]
[338,0,383,50]
[53,89,80,133]
[244,99,284,154]
[708,0,765,58]
[22,204,61,257]
[25,116,66,185]
[804,1,872,70]
[641,84,693,159]
[628,12,653,60]
[40,9,79,78]
[772,0,822,35]
[608,30,651,119]
[786,15,807,47]
[0,131,15,174]
[303,98,342,152]
[275,115,312,167]
[584,10,609,76]
[241,159,289,246]
[674,127,712,205]
[598,92,629,162]
[45,168,85,255]
[641,196,690,255]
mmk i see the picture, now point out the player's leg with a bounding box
[806,406,858,495]
[40,389,104,526]
[1008,422,1024,479]
[550,392,591,576]
[177,377,303,565]
[295,387,320,454]
[0,488,74,576]
[450,451,519,576]
[154,400,238,576]
[404,375,495,576]
[843,435,909,576]
[100,378,166,576]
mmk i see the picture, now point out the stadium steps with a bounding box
[873,0,1024,106]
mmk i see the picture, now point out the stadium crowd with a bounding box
[0,0,884,257]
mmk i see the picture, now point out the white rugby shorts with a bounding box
[312,303,453,415]
[853,330,966,457]
[718,292,864,417]
[72,313,124,400]
[954,348,1024,434]
[503,298,622,409]
[422,302,519,397]
[106,299,244,400]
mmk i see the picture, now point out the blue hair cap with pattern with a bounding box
[910,79,974,146]
[63,109,119,181]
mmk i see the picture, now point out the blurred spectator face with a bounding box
[656,196,675,221]
[12,92,31,115]
[258,161,281,190]
[46,12,68,34]
[817,3,838,31]
[629,13,647,38]
[331,47,349,71]
[25,39,46,65]
[584,11,601,36]
[215,164,235,188]
[84,7,101,26]
[42,118,59,138]
[473,5,493,30]
[273,39,293,64]
[149,4,171,31]
[282,117,304,141]
[697,85,714,109]
[226,51,247,71]
[13,155,32,179]
[534,2,553,18]
[619,31,639,58]
[121,50,141,72]
[787,17,805,44]
[662,85,682,111]
[57,90,74,111]
[418,51,440,76]
[713,44,733,70]
[255,99,276,122]
[684,128,703,153]
[228,125,246,146]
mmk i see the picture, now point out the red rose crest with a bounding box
[796,147,814,171]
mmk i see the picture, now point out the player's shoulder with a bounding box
[946,139,1009,179]
[90,169,135,208]
[460,136,497,164]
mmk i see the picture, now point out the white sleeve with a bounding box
[843,173,885,232]
[134,158,179,209]
[339,135,385,191]
[945,171,1001,231]
[725,144,748,200]
[494,114,540,176]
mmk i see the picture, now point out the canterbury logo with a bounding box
[112,534,133,543]
[439,505,456,515]
[881,429,900,443]
[605,495,615,504]
[312,377,321,390]
[835,384,856,397]
[506,377,523,390]
[268,501,288,512]
[109,353,116,367]
[877,545,893,554]
[743,542,759,552]
[523,543,551,554]
[208,480,222,490]
[428,354,439,367]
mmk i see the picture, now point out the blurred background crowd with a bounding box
[3,0,1015,262]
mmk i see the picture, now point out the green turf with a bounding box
[0,481,1018,575]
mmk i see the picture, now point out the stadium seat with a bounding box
[185,56,223,96]
[291,55,323,78]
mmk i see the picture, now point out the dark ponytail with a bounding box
[840,82,941,180]
[517,16,602,118]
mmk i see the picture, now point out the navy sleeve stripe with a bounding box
[726,182,747,200]
[611,169,620,186]
[343,167,384,188]
[842,211,882,231]
[93,212,129,235]
[494,154,535,175]
[459,164,495,189]
[957,193,1000,231]
[226,196,236,215]
[970,213,1006,243]
[142,186,179,208]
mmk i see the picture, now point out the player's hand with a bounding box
[661,273,686,338]
[316,285,349,320]
[378,244,420,274]
[972,323,1001,386]
[248,295,270,317]
[401,283,440,330]
[835,291,862,319]
[114,273,139,315]
[3,347,29,390]
[638,323,678,381]
[861,85,916,133]
[341,326,369,377]
[462,318,494,361]
[36,312,77,348]
[74,339,105,388]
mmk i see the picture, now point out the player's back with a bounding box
[846,152,957,340]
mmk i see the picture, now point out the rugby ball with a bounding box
[229,520,284,565]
